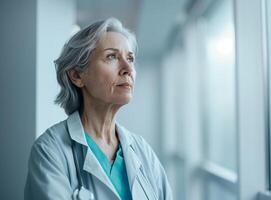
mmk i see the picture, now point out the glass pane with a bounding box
[203,0,237,171]
[208,181,237,200]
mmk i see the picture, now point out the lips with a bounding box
[117,83,131,87]
[117,82,132,89]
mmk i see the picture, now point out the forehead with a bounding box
[96,31,133,53]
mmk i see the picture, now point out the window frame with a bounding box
[259,192,271,200]
[234,0,270,199]
[266,0,271,192]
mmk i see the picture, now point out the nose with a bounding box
[119,57,134,76]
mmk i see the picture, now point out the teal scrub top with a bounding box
[84,132,132,200]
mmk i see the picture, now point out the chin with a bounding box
[114,96,132,106]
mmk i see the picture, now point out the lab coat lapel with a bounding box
[116,123,141,186]
[67,112,120,200]
[124,146,151,199]
[116,124,155,200]
[83,149,120,199]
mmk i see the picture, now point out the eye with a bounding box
[127,55,135,63]
[106,53,117,60]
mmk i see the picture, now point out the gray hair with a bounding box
[54,18,137,115]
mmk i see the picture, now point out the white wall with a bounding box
[36,0,76,137]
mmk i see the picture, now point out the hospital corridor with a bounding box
[0,0,271,200]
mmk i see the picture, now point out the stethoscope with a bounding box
[72,140,96,200]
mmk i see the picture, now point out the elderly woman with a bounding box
[24,18,172,200]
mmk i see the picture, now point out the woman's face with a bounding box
[80,31,136,107]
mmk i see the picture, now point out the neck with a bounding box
[80,97,120,145]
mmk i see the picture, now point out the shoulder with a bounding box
[119,126,173,198]
[29,119,71,170]
[124,128,158,161]
[119,125,162,173]
[130,133,156,159]
[34,119,70,150]
[117,124,155,158]
[25,119,74,199]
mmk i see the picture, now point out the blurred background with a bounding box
[1,0,271,199]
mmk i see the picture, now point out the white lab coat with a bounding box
[24,111,173,200]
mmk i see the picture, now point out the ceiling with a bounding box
[76,0,190,60]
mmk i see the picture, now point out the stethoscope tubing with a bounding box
[72,141,96,200]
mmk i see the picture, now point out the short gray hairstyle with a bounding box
[54,18,137,115]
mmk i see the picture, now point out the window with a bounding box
[162,0,271,199]
[201,1,237,200]
[203,0,236,171]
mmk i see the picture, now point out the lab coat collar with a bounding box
[67,111,88,147]
[67,111,120,199]
[67,111,144,197]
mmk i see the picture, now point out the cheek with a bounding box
[84,76,113,99]
[94,70,117,91]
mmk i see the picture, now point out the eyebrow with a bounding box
[103,48,134,55]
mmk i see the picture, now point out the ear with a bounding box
[67,69,84,88]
